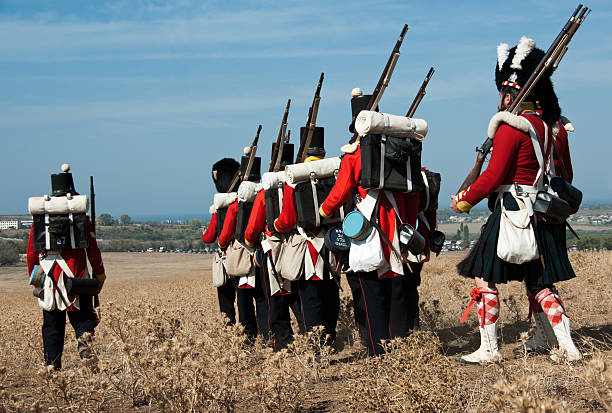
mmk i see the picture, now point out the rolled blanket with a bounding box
[355,111,428,141]
[285,157,341,184]
[261,171,286,191]
[214,192,237,210]
[237,181,262,202]
[29,195,89,215]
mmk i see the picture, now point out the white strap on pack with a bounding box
[420,170,430,211]
[44,214,51,250]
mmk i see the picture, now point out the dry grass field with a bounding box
[1,251,611,412]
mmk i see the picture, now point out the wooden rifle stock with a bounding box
[296,72,324,163]
[406,67,434,118]
[270,99,291,172]
[456,4,589,194]
[351,24,408,142]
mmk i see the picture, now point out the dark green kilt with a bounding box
[457,192,576,285]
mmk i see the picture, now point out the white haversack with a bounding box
[355,110,428,141]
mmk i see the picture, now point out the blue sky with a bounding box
[1,0,610,216]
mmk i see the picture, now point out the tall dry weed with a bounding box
[345,331,466,412]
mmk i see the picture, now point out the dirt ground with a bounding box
[1,251,611,412]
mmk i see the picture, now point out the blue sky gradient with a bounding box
[1,0,610,216]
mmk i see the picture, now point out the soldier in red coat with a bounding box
[204,158,241,325]
[244,143,305,350]
[217,155,270,343]
[27,165,106,370]
[451,37,581,364]
[273,128,341,348]
[319,91,426,356]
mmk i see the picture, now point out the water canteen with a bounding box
[342,210,373,240]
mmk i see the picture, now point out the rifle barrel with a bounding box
[296,73,325,163]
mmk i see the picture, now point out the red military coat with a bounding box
[202,213,218,244]
[319,145,419,278]
[218,200,239,249]
[27,217,105,289]
[244,189,269,247]
[456,114,572,211]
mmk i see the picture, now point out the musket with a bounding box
[89,176,100,309]
[350,24,408,143]
[270,99,291,172]
[296,72,324,163]
[227,125,262,191]
[457,4,589,194]
[273,129,291,172]
[90,176,96,234]
[406,67,435,118]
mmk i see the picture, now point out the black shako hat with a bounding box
[299,126,325,158]
[270,142,295,168]
[495,36,561,125]
[239,155,262,182]
[349,88,379,133]
[212,158,240,193]
[51,164,78,196]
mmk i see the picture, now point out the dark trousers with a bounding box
[261,263,305,350]
[236,266,270,342]
[217,278,237,325]
[389,263,422,338]
[297,278,340,345]
[42,296,97,370]
[347,271,393,357]
[289,283,305,334]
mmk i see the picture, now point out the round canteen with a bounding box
[325,227,351,253]
[342,210,373,240]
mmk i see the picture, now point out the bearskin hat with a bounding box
[495,36,561,125]
[212,158,240,193]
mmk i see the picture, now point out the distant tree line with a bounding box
[0,240,26,266]
[568,234,612,251]
[96,213,202,230]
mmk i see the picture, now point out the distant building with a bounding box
[0,215,33,230]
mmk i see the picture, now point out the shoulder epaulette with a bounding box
[341,142,359,154]
[487,112,531,139]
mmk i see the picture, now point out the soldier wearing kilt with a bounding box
[451,36,581,364]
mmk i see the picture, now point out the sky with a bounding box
[1,0,610,217]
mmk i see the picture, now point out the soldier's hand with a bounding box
[450,195,462,213]
[96,280,104,294]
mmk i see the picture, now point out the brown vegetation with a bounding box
[0,251,610,412]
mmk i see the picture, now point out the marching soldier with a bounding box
[27,165,106,370]
[273,129,341,348]
[218,154,270,343]
[452,36,581,364]
[244,142,305,350]
[203,158,241,325]
[319,91,427,356]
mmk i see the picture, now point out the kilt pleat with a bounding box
[457,193,576,285]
